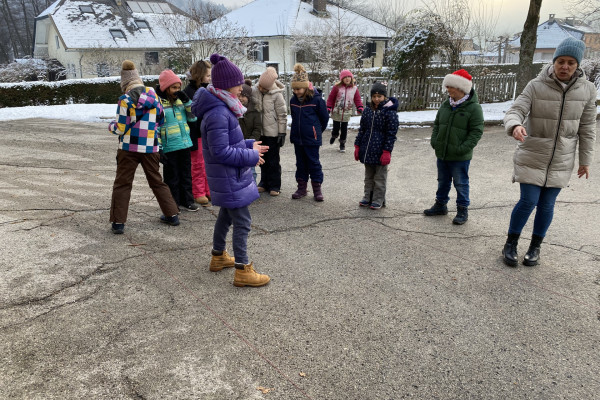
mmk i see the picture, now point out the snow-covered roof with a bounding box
[37,0,61,18]
[216,0,391,38]
[509,17,596,49]
[37,0,192,50]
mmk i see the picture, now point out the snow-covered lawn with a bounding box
[0,101,518,127]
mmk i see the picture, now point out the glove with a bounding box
[354,145,360,161]
[277,133,286,147]
[327,107,332,114]
[380,150,391,166]
[357,106,363,114]
[175,91,190,103]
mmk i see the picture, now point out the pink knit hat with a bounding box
[159,69,181,92]
[258,67,278,90]
[339,69,353,80]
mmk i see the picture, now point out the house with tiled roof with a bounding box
[32,0,192,78]
[507,14,599,63]
[212,0,392,75]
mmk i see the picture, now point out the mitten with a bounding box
[357,106,363,114]
[354,145,360,161]
[277,133,286,147]
[380,150,391,166]
[175,91,190,103]
[327,107,332,114]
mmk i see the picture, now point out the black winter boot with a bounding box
[339,140,346,153]
[502,233,520,267]
[424,200,448,216]
[523,234,544,266]
[311,181,324,202]
[452,206,468,225]
[292,179,308,199]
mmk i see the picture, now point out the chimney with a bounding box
[312,0,328,17]
[565,17,575,26]
[549,14,555,23]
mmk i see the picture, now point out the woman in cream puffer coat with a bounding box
[502,37,596,268]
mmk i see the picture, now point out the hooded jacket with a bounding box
[191,87,259,208]
[354,97,399,164]
[326,81,364,122]
[251,80,287,137]
[108,86,164,154]
[290,89,329,146]
[431,89,484,161]
[503,64,596,188]
[155,86,196,153]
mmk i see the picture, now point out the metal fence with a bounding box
[284,74,517,112]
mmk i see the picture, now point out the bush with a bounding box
[0,76,162,108]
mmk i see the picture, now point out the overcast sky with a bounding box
[211,0,569,36]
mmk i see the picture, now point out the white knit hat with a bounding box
[442,69,473,95]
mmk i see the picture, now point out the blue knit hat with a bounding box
[553,37,586,65]
[209,53,244,90]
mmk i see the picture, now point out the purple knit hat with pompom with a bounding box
[209,53,244,90]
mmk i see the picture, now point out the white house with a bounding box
[33,0,192,78]
[508,14,597,63]
[211,0,392,75]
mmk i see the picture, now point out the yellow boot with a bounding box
[209,250,235,272]
[233,262,270,287]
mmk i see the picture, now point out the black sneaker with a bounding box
[160,214,180,226]
[181,203,199,212]
[111,223,124,234]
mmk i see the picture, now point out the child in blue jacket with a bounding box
[289,63,329,201]
[354,82,399,210]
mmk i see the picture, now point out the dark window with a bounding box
[110,29,126,39]
[145,51,159,65]
[135,20,150,30]
[249,41,269,62]
[363,42,377,58]
[79,5,94,13]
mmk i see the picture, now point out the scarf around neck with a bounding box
[449,93,469,108]
[208,84,246,118]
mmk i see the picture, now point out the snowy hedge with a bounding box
[0,75,161,108]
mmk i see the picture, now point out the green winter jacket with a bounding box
[431,89,484,161]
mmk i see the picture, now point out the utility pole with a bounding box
[498,36,503,64]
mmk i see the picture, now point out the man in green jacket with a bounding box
[424,69,484,224]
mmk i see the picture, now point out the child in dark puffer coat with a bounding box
[354,82,399,210]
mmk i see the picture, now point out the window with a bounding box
[97,63,110,77]
[363,42,377,58]
[248,41,269,62]
[135,19,150,29]
[145,51,159,64]
[79,5,94,13]
[55,35,60,49]
[110,29,126,39]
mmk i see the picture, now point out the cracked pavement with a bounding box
[1,118,599,399]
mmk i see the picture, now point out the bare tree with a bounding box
[517,0,543,94]
[469,0,501,55]
[565,0,600,25]
[421,0,472,70]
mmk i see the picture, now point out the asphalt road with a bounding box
[1,118,599,399]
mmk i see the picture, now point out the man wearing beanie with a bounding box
[108,60,180,235]
[252,67,287,196]
[289,63,329,201]
[501,36,596,268]
[425,68,483,225]
[191,53,270,287]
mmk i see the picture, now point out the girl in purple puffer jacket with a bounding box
[191,53,270,288]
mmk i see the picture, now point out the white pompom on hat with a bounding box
[442,69,473,95]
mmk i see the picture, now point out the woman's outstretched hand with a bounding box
[512,126,527,142]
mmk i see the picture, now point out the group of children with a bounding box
[108,56,479,288]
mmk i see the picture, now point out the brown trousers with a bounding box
[110,149,179,223]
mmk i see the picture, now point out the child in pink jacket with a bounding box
[326,69,364,153]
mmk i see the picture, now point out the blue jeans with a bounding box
[508,183,561,237]
[435,159,470,207]
[213,206,252,264]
